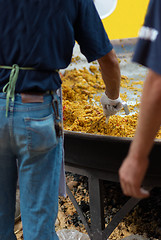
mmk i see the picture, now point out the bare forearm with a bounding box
[98,49,121,99]
[119,70,161,199]
[129,70,161,158]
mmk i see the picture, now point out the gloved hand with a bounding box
[100,92,123,120]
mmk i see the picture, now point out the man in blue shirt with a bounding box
[0,0,122,239]
[119,0,161,199]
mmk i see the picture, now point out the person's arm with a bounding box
[119,69,161,199]
[98,49,121,99]
[98,49,123,119]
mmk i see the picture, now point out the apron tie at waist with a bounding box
[0,64,59,117]
[1,64,36,117]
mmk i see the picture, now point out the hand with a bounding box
[119,155,150,199]
[100,92,123,117]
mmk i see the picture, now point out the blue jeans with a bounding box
[0,92,63,240]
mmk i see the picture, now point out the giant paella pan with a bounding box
[63,39,161,187]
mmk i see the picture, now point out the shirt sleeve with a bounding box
[132,0,161,76]
[74,0,113,63]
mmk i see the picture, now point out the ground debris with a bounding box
[15,174,160,240]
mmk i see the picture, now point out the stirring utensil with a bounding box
[87,102,130,132]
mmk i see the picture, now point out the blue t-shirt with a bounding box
[133,0,161,75]
[0,0,112,92]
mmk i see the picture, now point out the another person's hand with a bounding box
[100,92,123,118]
[119,155,150,199]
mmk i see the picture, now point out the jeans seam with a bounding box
[9,104,14,146]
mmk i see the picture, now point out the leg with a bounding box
[15,93,63,240]
[88,177,105,240]
[0,153,17,240]
[0,104,17,240]
[19,142,62,240]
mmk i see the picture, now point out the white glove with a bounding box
[100,93,123,118]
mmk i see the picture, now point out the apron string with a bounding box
[0,64,59,117]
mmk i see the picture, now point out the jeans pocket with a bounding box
[24,113,58,152]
